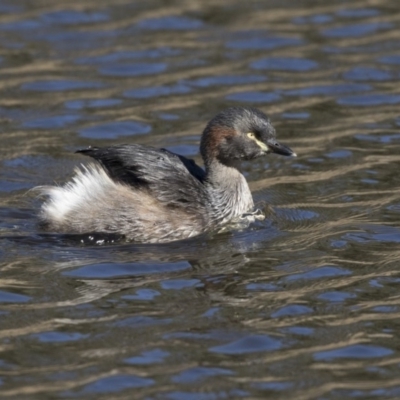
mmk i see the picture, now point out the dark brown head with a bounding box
[200,107,296,167]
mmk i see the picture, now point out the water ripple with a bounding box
[78,120,151,139]
[1,0,400,398]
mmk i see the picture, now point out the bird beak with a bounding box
[267,139,297,157]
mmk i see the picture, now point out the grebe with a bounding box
[38,107,296,243]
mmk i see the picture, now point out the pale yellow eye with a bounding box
[247,132,255,139]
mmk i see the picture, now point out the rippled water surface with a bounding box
[1,0,400,398]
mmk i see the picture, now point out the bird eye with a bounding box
[247,132,255,139]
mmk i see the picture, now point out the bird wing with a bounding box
[76,144,209,210]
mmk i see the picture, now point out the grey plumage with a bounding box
[37,107,295,243]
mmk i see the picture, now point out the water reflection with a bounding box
[1,0,400,398]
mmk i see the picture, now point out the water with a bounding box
[1,0,400,398]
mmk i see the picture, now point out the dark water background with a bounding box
[1,0,400,398]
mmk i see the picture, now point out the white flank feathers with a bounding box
[39,164,115,223]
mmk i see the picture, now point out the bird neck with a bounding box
[204,159,254,223]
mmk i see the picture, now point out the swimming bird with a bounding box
[38,107,296,243]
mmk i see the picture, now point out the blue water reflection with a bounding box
[78,120,151,139]
[64,98,122,110]
[63,261,191,278]
[125,349,169,365]
[226,91,281,103]
[250,57,318,71]
[210,335,282,354]
[0,290,31,303]
[322,22,392,37]
[171,367,233,384]
[22,79,105,91]
[314,345,393,361]
[343,67,393,81]
[41,10,108,25]
[68,374,154,395]
[99,62,167,77]
[227,32,303,50]
[136,16,204,30]
[1,0,400,398]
